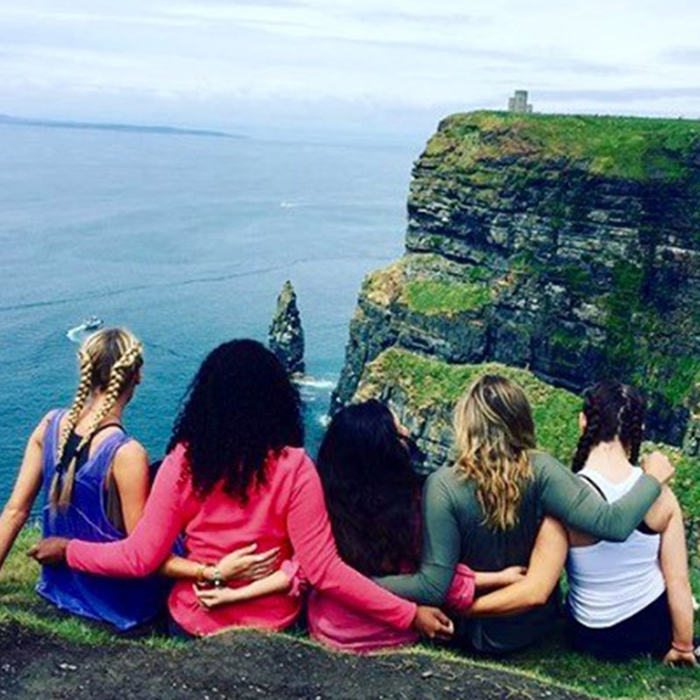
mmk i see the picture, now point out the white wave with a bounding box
[295,376,337,391]
[280,201,300,208]
[317,414,331,428]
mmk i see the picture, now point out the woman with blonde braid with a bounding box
[373,375,675,653]
[0,329,177,631]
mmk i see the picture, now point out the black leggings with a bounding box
[567,592,673,661]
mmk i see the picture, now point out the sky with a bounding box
[1,0,699,136]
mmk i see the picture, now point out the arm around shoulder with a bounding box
[536,452,662,542]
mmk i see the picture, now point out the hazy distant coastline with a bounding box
[0,113,239,139]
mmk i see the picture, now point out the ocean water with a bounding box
[0,124,419,504]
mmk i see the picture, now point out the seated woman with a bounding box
[366,374,674,654]
[567,382,695,663]
[196,400,526,653]
[0,329,170,631]
[31,340,451,640]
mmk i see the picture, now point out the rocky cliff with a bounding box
[333,111,700,446]
[269,280,305,377]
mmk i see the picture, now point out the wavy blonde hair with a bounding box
[454,374,536,530]
[50,328,143,511]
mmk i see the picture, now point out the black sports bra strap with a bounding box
[85,422,124,448]
[578,474,608,502]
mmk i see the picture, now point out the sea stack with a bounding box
[269,280,305,378]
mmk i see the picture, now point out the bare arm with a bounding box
[0,414,49,571]
[473,567,527,591]
[195,569,292,609]
[467,517,568,617]
[650,488,696,665]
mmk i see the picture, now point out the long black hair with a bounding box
[572,381,645,473]
[316,400,421,577]
[168,339,304,500]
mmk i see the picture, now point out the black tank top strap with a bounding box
[55,423,125,474]
[83,422,125,450]
[577,473,608,502]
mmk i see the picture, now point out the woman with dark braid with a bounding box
[372,375,675,654]
[564,382,696,664]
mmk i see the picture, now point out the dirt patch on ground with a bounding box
[0,622,595,700]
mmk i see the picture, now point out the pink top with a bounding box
[283,560,476,654]
[66,444,417,636]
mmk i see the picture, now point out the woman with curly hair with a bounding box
[32,340,450,640]
[372,374,674,653]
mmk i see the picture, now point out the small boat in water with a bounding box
[82,315,104,331]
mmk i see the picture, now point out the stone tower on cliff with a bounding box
[269,280,305,377]
[508,90,533,113]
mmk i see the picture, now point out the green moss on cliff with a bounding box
[365,348,582,464]
[404,279,492,316]
[432,111,700,181]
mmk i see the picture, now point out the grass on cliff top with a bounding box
[363,258,494,317]
[404,279,492,316]
[366,347,582,464]
[429,110,700,181]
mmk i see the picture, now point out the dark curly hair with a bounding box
[316,400,421,577]
[168,339,304,501]
[572,381,645,473]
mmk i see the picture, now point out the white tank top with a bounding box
[567,466,665,628]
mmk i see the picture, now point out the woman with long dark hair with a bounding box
[197,400,525,652]
[32,340,450,639]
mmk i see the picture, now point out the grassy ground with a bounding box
[2,526,699,698]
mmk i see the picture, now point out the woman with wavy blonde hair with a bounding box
[375,374,675,653]
[0,328,173,630]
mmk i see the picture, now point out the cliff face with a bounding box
[269,280,305,377]
[333,112,700,446]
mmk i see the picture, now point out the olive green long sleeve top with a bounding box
[375,451,662,652]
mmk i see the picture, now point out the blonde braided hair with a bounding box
[50,329,143,511]
[454,374,536,530]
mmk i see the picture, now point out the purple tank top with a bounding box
[37,409,170,631]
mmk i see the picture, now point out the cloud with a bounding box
[661,47,700,65]
[0,0,699,130]
[538,87,700,103]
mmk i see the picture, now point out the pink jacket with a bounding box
[67,444,417,636]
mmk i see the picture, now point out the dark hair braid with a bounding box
[572,393,602,472]
[572,382,646,472]
[618,385,645,465]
